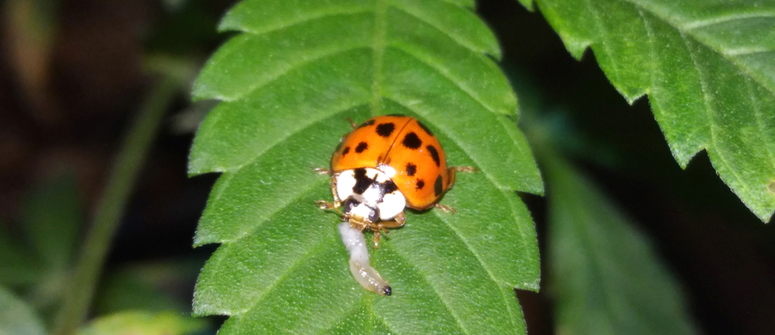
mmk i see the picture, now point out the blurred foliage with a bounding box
[542,149,696,335]
[0,174,81,322]
[76,310,207,335]
[0,286,46,335]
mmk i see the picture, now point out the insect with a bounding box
[315,114,476,243]
[316,115,474,295]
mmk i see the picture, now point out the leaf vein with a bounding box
[430,207,519,331]
[231,100,368,172]
[223,45,371,102]
[389,4,483,55]
[387,44,501,116]
[681,31,751,198]
[683,11,775,30]
[227,8,372,36]
[619,0,775,93]
[746,79,775,172]
[387,244,469,334]
[371,0,387,115]
[234,234,334,315]
[226,178,330,243]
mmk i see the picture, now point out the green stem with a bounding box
[51,76,178,335]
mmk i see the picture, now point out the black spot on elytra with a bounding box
[357,119,375,128]
[405,163,417,176]
[416,179,425,190]
[434,175,443,196]
[383,180,398,194]
[417,120,434,136]
[341,146,350,157]
[355,142,368,153]
[353,168,372,194]
[426,145,440,167]
[402,132,422,149]
[376,123,395,137]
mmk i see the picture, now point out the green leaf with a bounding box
[544,153,696,335]
[77,311,207,335]
[190,0,542,333]
[0,286,46,335]
[528,0,775,221]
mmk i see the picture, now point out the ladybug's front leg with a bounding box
[313,167,331,175]
[433,203,457,213]
[314,169,343,218]
[369,213,406,249]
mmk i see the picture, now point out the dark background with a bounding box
[1,0,774,333]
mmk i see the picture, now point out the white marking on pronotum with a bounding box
[338,222,391,296]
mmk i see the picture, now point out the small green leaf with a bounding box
[77,311,207,335]
[190,0,542,333]
[0,286,46,335]
[545,153,696,335]
[529,0,775,221]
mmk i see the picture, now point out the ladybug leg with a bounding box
[450,166,478,173]
[313,167,331,175]
[314,200,340,209]
[315,200,346,220]
[385,212,406,228]
[345,117,358,129]
[433,203,457,214]
[446,166,477,190]
[372,228,382,249]
[369,213,406,249]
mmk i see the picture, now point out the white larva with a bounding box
[338,222,391,296]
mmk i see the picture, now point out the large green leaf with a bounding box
[190,0,542,333]
[525,0,775,222]
[544,152,697,335]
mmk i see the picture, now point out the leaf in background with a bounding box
[0,286,46,335]
[0,223,40,287]
[545,152,696,335]
[94,261,199,315]
[190,0,543,333]
[76,311,207,335]
[23,174,81,271]
[525,0,775,222]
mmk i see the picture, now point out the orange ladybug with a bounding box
[316,115,473,248]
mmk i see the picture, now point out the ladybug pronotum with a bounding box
[315,115,474,295]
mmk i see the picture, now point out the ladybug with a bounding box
[316,115,474,248]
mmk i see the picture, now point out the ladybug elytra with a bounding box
[316,115,473,246]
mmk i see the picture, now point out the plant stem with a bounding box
[51,76,178,335]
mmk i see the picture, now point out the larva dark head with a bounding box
[383,285,392,296]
